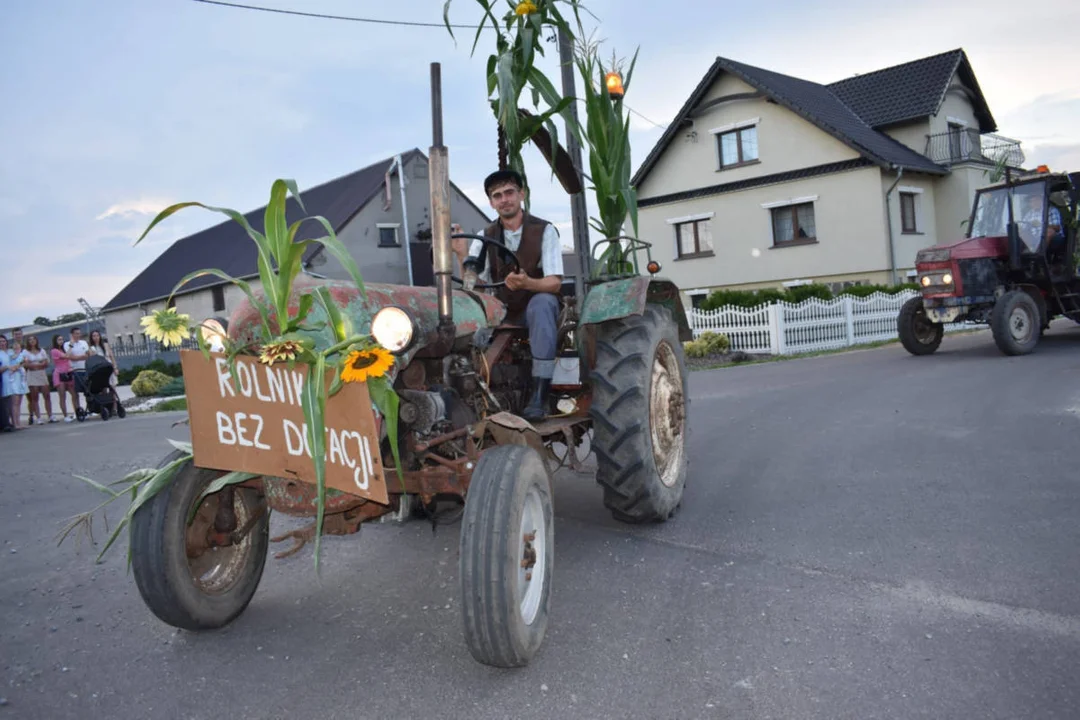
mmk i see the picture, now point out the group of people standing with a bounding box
[1,326,119,432]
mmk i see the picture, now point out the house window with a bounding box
[674,219,714,259]
[211,286,225,312]
[166,296,176,309]
[770,203,817,246]
[900,192,918,233]
[717,125,758,168]
[377,223,400,247]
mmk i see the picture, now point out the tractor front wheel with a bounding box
[898,296,943,356]
[130,450,270,630]
[459,445,554,668]
[991,290,1040,356]
[590,304,689,523]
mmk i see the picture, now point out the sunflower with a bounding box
[258,339,305,365]
[341,347,394,383]
[140,307,191,347]
[514,0,538,15]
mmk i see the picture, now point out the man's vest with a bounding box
[482,212,550,317]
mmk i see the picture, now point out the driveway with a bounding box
[2,324,1079,719]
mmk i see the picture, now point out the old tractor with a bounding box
[127,65,692,668]
[898,168,1080,356]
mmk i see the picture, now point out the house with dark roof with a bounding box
[630,49,1025,305]
[102,149,491,347]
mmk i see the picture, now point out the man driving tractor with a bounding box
[453,169,563,422]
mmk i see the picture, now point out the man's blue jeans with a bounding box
[525,293,559,379]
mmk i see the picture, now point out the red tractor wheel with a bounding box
[991,290,1040,356]
[898,296,943,356]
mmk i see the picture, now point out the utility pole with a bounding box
[557,27,591,314]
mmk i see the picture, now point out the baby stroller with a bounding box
[75,355,127,422]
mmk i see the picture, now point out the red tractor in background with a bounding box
[899,168,1080,356]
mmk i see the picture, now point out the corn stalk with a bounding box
[443,0,588,196]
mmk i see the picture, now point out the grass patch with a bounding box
[153,398,188,412]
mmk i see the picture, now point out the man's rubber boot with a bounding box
[523,378,552,422]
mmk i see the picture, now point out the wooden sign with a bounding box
[180,350,389,505]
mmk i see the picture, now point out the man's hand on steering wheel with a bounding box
[450,232,523,290]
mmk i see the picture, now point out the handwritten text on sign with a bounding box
[180,350,389,505]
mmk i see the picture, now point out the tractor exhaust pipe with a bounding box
[429,62,454,333]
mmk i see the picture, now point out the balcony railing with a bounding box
[924,128,1024,169]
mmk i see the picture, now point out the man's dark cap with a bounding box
[484,169,525,196]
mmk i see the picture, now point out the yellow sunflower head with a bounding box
[514,0,538,15]
[341,347,394,384]
[140,307,191,348]
[258,339,305,366]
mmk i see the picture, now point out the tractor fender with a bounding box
[1015,284,1049,328]
[579,277,693,342]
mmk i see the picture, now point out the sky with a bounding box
[1,0,1077,329]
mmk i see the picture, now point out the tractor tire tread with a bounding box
[460,445,552,668]
[589,304,689,524]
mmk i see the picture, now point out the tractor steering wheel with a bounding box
[451,233,523,290]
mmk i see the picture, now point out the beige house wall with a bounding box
[638,165,890,295]
[881,173,940,272]
[104,282,256,347]
[638,73,860,199]
[882,120,931,155]
[930,78,981,136]
[933,164,989,244]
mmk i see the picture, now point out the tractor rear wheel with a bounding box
[590,304,689,523]
[991,290,1040,355]
[131,449,270,630]
[460,445,554,668]
[898,296,943,356]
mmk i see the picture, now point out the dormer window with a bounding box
[711,118,760,170]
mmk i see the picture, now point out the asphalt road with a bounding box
[3,324,1080,720]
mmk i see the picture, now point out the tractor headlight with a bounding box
[199,317,229,353]
[920,272,954,289]
[371,306,417,354]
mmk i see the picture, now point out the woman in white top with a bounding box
[22,335,56,424]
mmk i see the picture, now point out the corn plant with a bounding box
[442,0,587,194]
[60,181,402,575]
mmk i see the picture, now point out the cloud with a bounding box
[95,198,175,221]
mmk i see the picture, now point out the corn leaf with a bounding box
[301,355,328,575]
[368,376,404,493]
[96,455,188,563]
[170,268,272,341]
[72,474,122,499]
[313,286,348,345]
[265,179,290,263]
[191,471,260,522]
[313,235,366,300]
[168,439,194,455]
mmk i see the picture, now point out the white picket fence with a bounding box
[687,290,984,355]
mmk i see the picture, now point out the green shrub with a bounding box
[117,360,183,386]
[700,282,919,309]
[785,283,833,304]
[837,283,919,298]
[684,331,730,358]
[157,377,185,397]
[700,288,784,310]
[131,370,174,397]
